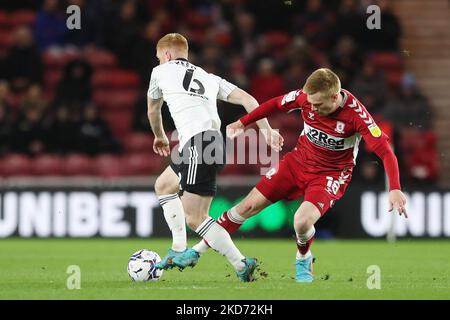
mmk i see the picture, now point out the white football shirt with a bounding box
[148,58,237,150]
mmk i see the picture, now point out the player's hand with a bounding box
[262,129,284,152]
[388,189,408,218]
[153,135,170,157]
[226,120,245,139]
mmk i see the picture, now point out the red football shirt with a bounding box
[239,88,401,190]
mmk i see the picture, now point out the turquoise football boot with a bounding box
[236,258,258,282]
[295,255,314,283]
[172,248,200,270]
[155,249,186,270]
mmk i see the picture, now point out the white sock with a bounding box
[295,226,315,260]
[192,239,209,254]
[193,206,246,255]
[296,250,312,260]
[196,217,245,271]
[158,194,187,252]
[227,206,246,224]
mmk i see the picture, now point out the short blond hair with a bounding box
[304,68,341,98]
[156,33,189,53]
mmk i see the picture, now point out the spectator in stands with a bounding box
[406,130,438,185]
[130,20,161,83]
[54,59,92,112]
[105,0,142,69]
[64,0,97,48]
[228,54,249,90]
[358,0,401,52]
[231,11,257,62]
[350,59,387,116]
[46,105,82,154]
[78,104,121,155]
[197,43,227,75]
[33,0,66,51]
[0,80,11,109]
[333,0,365,46]
[330,36,362,87]
[4,26,43,93]
[384,73,433,130]
[0,81,13,155]
[292,0,334,51]
[19,83,48,116]
[249,58,286,104]
[284,61,311,92]
[12,101,49,156]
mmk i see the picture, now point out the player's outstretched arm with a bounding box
[226,88,284,151]
[147,97,170,157]
[370,139,408,218]
[353,98,408,218]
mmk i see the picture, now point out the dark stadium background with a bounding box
[0,0,448,240]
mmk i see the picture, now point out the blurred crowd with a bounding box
[0,0,437,185]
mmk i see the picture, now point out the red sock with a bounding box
[216,211,243,234]
[296,235,315,255]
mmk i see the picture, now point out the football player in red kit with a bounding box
[177,68,408,283]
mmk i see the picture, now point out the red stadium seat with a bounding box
[92,69,140,89]
[120,153,163,176]
[101,109,133,138]
[62,154,94,176]
[9,10,36,26]
[93,154,122,177]
[265,31,291,48]
[83,48,117,69]
[0,11,10,29]
[0,154,32,177]
[31,154,63,176]
[371,52,403,72]
[43,70,63,91]
[185,11,211,28]
[94,89,138,109]
[42,50,82,69]
[215,31,231,46]
[0,30,13,54]
[123,132,154,153]
[385,70,403,89]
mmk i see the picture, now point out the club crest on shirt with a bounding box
[308,112,315,120]
[335,121,345,134]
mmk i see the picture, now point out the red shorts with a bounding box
[256,151,352,215]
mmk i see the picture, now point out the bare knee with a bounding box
[236,189,270,219]
[294,214,315,234]
[237,201,260,219]
[155,174,178,195]
[185,211,208,231]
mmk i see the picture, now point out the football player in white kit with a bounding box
[147,33,283,281]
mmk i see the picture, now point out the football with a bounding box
[127,249,163,282]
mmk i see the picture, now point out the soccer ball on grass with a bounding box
[127,249,163,282]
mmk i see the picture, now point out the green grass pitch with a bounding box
[0,238,449,299]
